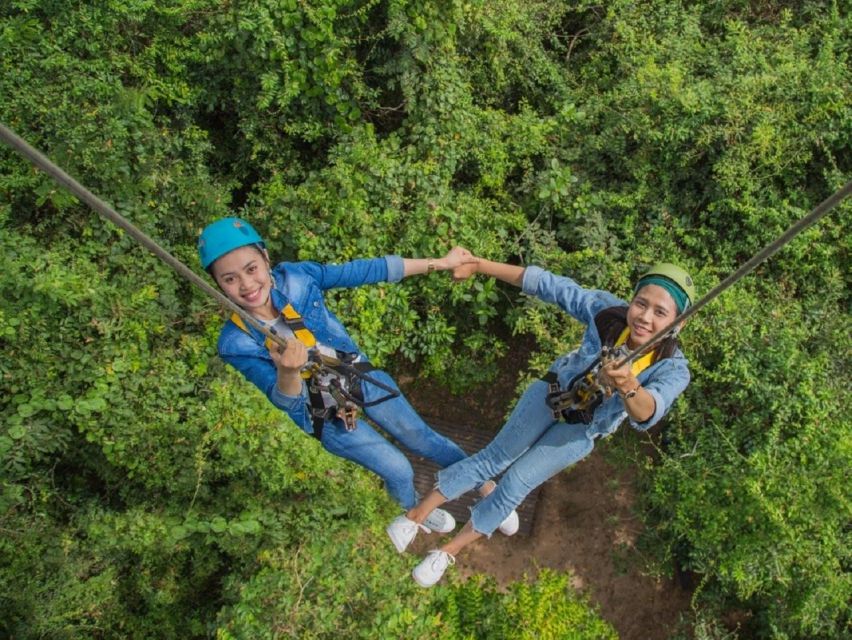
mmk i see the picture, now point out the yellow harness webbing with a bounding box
[614,327,655,377]
[569,327,656,410]
[231,304,317,380]
[231,303,317,349]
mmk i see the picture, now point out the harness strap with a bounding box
[307,385,328,441]
[231,305,327,440]
[614,327,655,376]
[544,321,657,425]
[280,304,317,347]
[231,303,317,349]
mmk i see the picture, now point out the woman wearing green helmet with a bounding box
[387,254,695,587]
[198,218,517,536]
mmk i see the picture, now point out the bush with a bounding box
[1,0,849,637]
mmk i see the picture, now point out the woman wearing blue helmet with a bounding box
[198,217,517,536]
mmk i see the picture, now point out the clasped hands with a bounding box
[442,245,480,282]
[266,245,481,373]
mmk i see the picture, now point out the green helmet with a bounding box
[636,263,696,311]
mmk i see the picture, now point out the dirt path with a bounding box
[396,339,693,640]
[453,450,690,640]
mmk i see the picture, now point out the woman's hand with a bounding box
[268,338,309,373]
[598,358,637,396]
[441,246,478,268]
[268,338,309,396]
[599,357,655,421]
[443,246,479,281]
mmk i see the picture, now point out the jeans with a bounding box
[320,369,468,509]
[437,380,595,535]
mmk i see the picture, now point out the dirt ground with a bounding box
[396,340,693,640]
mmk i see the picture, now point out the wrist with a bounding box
[618,380,641,400]
[277,365,303,377]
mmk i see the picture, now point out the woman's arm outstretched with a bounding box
[453,256,524,287]
[402,246,479,278]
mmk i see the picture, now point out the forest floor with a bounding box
[396,335,694,640]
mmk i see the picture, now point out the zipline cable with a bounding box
[0,122,282,347]
[2,123,848,391]
[612,179,852,370]
[0,122,399,399]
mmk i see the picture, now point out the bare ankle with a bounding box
[406,506,430,524]
[478,480,496,496]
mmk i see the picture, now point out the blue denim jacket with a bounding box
[522,266,690,438]
[218,255,405,434]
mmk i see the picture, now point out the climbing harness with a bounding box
[543,308,660,422]
[0,123,399,433]
[543,181,851,420]
[230,305,397,437]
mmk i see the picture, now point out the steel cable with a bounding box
[0,123,400,401]
[613,179,852,368]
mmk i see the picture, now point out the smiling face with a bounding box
[626,284,680,349]
[210,245,275,318]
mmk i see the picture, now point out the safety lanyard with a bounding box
[571,328,655,407]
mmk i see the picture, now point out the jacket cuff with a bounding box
[629,386,665,431]
[385,255,405,283]
[521,265,543,296]
[269,380,308,411]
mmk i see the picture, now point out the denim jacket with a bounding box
[218,255,405,434]
[522,266,690,439]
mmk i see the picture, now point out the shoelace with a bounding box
[422,513,453,534]
[428,550,455,567]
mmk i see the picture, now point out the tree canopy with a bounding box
[1,1,849,638]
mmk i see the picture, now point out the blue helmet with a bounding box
[197,217,265,270]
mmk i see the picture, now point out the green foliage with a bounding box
[1,0,850,638]
[217,548,616,640]
[438,570,617,640]
[1,514,127,638]
[215,529,446,639]
[640,286,851,638]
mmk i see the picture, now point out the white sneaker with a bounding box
[412,550,455,587]
[498,509,519,536]
[421,508,456,534]
[386,516,422,553]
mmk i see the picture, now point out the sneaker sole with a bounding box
[411,569,437,588]
[424,524,455,534]
[421,517,455,534]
